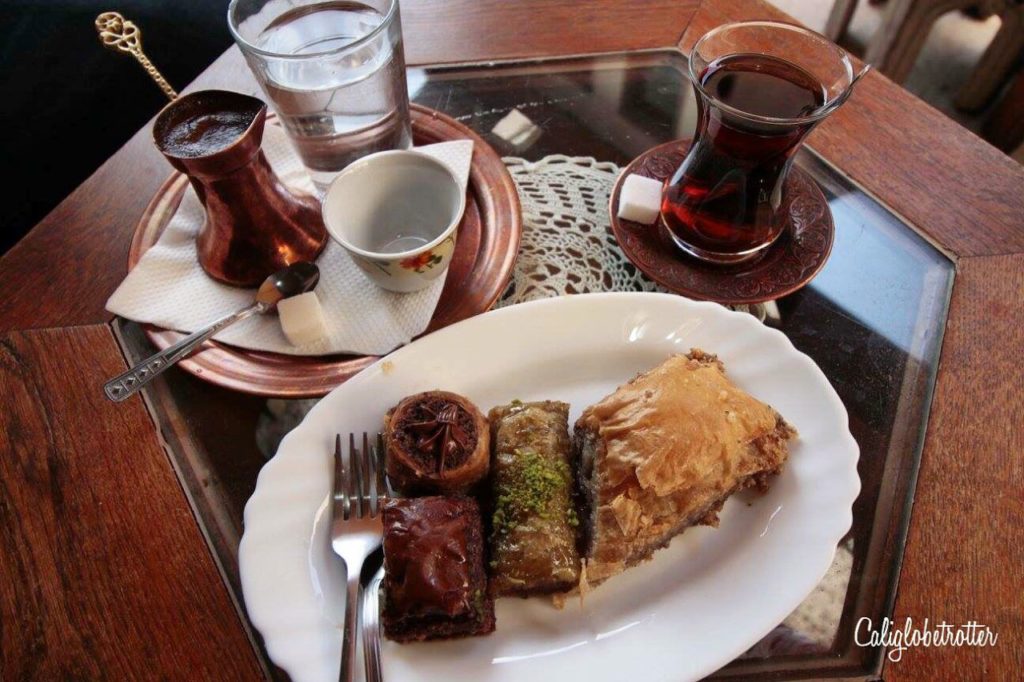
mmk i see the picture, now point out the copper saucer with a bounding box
[128,104,522,398]
[609,140,834,305]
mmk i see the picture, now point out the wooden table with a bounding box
[2,1,1021,680]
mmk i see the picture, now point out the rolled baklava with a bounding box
[488,400,581,596]
[575,350,798,587]
[384,391,490,494]
[381,496,495,642]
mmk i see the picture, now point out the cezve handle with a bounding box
[104,303,265,402]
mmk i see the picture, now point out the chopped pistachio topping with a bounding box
[492,448,572,537]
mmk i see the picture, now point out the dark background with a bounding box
[0,0,232,255]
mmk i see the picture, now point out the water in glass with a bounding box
[245,1,411,188]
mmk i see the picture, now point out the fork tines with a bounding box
[333,432,386,520]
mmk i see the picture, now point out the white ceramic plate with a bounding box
[240,293,860,682]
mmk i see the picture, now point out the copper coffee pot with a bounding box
[152,90,328,287]
[95,15,326,286]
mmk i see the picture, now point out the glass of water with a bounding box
[228,0,413,190]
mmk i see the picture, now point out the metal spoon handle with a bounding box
[104,303,266,402]
[95,12,178,101]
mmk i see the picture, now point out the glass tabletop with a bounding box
[116,49,954,681]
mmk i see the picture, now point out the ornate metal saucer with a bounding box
[610,140,835,305]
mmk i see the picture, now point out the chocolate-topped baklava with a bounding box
[488,400,581,596]
[381,496,495,642]
[384,391,490,494]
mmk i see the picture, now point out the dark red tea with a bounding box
[662,53,826,262]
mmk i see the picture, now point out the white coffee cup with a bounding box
[322,150,466,293]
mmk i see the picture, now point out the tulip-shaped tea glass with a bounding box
[662,22,858,264]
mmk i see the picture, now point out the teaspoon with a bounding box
[103,262,320,402]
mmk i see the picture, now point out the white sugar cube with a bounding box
[492,109,536,142]
[617,174,664,225]
[509,124,542,148]
[277,291,327,347]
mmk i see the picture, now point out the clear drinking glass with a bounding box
[228,0,413,190]
[661,22,857,264]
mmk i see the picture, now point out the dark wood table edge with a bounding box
[110,319,284,679]
[0,323,269,679]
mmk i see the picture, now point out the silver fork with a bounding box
[361,433,389,682]
[332,433,384,682]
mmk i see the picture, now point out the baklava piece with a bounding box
[384,391,490,494]
[381,496,495,642]
[488,400,581,596]
[575,350,797,587]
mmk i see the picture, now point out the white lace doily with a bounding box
[498,155,667,307]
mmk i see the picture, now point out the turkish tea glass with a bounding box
[228,0,413,191]
[662,22,857,264]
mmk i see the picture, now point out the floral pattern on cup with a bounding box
[346,232,458,292]
[400,250,443,273]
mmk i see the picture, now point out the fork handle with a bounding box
[103,302,265,402]
[362,570,384,682]
[341,572,361,682]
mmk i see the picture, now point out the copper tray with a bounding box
[610,140,834,305]
[128,104,522,398]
